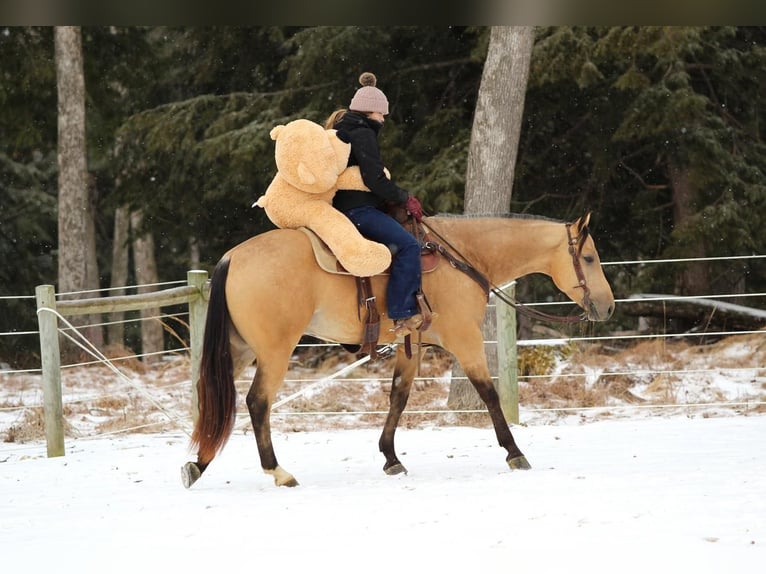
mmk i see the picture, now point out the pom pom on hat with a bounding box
[358,72,377,87]
[349,72,389,115]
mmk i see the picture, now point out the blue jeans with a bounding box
[343,206,422,319]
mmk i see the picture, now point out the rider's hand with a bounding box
[405,195,423,222]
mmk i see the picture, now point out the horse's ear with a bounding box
[578,211,592,232]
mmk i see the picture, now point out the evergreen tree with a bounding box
[4,26,765,364]
[0,27,57,365]
[516,26,766,301]
[114,26,487,279]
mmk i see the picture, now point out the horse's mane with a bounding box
[431,212,590,253]
[431,212,565,224]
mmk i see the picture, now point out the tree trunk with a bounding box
[463,26,535,214]
[131,210,164,363]
[55,26,101,359]
[448,26,535,411]
[84,175,103,350]
[108,205,131,347]
[669,162,709,296]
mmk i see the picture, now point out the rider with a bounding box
[326,72,425,336]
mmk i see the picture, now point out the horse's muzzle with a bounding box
[587,300,615,321]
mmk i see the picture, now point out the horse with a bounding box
[182,212,614,488]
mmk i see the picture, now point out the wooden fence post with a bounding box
[35,285,65,457]
[495,282,519,424]
[187,270,208,423]
[36,274,207,455]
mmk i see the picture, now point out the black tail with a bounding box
[191,257,237,462]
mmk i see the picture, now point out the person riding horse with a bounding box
[325,72,425,336]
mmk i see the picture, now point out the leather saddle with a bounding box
[298,227,439,275]
[298,223,438,359]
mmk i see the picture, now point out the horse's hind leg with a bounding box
[246,349,299,487]
[181,319,255,488]
[182,326,255,489]
[378,346,422,475]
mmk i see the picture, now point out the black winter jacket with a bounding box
[331,111,408,213]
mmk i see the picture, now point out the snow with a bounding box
[2,416,764,573]
[2,333,765,571]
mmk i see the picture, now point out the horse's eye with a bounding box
[583,255,595,264]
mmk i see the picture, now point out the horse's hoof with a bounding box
[507,455,532,471]
[384,462,408,476]
[265,465,300,487]
[181,461,202,489]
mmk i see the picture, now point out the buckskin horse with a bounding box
[182,212,614,488]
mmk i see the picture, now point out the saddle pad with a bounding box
[298,227,438,276]
[299,227,346,274]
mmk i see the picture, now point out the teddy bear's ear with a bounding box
[297,162,316,186]
[270,125,284,141]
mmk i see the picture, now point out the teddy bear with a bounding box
[253,118,392,277]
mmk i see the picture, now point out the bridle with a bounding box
[564,221,593,319]
[422,219,592,324]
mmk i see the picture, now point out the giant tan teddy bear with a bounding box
[253,118,392,277]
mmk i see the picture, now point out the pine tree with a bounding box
[517,26,766,301]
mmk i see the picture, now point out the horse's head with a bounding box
[550,212,614,321]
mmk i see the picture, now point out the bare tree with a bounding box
[448,26,535,410]
[55,26,102,357]
[108,206,165,361]
[464,26,535,213]
[131,210,164,363]
[107,205,131,346]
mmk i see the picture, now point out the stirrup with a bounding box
[390,314,424,336]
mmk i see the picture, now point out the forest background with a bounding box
[1,26,765,367]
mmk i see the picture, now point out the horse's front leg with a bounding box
[468,367,531,470]
[246,364,299,487]
[378,346,421,475]
[451,333,531,471]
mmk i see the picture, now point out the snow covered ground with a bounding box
[2,333,765,572]
[2,416,764,573]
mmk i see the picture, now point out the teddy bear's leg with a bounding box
[309,204,392,277]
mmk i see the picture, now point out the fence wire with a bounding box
[1,253,765,443]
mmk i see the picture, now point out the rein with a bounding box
[422,219,589,325]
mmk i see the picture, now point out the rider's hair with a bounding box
[324,108,347,129]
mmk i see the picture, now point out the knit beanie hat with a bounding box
[349,72,389,115]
